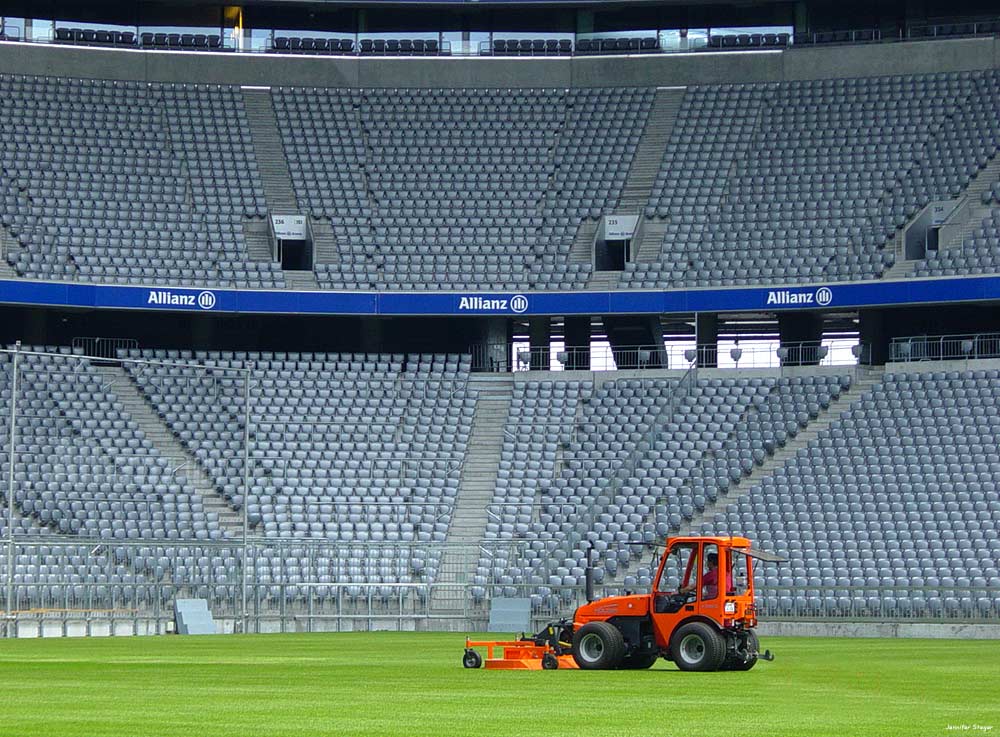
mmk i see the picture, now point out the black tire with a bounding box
[571,621,626,670]
[620,651,659,670]
[541,653,559,670]
[729,630,759,671]
[463,649,483,669]
[670,622,726,672]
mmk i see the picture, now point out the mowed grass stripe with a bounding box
[0,632,997,737]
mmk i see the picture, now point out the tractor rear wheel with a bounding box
[670,622,726,672]
[620,652,659,670]
[728,630,759,671]
[571,622,625,670]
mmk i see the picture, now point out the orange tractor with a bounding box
[464,535,784,671]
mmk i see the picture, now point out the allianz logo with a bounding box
[766,287,833,307]
[458,294,529,313]
[147,290,217,310]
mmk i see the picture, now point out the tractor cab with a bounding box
[650,536,759,640]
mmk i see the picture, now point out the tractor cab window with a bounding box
[655,543,700,614]
[701,544,720,599]
[657,543,698,594]
[730,550,750,597]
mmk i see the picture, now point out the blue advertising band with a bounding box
[0,276,997,317]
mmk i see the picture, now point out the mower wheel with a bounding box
[670,622,726,672]
[729,630,759,671]
[463,649,483,669]
[571,621,625,670]
[620,652,659,669]
[541,653,559,670]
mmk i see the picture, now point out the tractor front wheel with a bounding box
[463,649,483,669]
[571,622,625,670]
[670,622,725,672]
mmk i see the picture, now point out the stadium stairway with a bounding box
[91,364,243,536]
[632,218,669,264]
[567,219,599,266]
[0,229,21,279]
[583,87,686,290]
[880,133,1000,280]
[310,218,339,266]
[616,87,687,214]
[241,87,300,215]
[282,270,320,289]
[679,367,886,536]
[587,270,622,290]
[242,218,276,262]
[432,375,513,613]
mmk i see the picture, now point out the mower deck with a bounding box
[464,638,579,670]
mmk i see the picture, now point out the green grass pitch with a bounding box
[0,632,998,737]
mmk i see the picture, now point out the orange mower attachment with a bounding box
[463,622,578,670]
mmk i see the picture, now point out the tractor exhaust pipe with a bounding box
[585,542,595,603]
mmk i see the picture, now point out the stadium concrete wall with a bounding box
[0,36,996,88]
[758,622,1000,640]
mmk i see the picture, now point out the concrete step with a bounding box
[965,155,1000,199]
[634,218,669,263]
[617,87,687,212]
[568,219,599,265]
[241,87,300,213]
[587,270,621,290]
[880,258,919,281]
[242,218,275,263]
[283,270,319,290]
[435,382,514,603]
[310,217,340,265]
[91,364,243,535]
[0,228,23,278]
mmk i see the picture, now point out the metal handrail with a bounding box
[476,340,868,373]
[71,337,139,360]
[890,332,1000,362]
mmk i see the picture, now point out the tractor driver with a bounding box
[680,552,732,599]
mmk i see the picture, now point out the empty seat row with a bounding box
[485,39,573,56]
[575,37,659,54]
[706,32,790,49]
[271,37,444,55]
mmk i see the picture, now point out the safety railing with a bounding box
[2,534,998,636]
[474,340,868,373]
[889,333,1000,362]
[71,337,139,360]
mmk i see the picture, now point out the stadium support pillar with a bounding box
[191,316,217,349]
[479,318,512,372]
[564,316,591,371]
[860,309,888,365]
[529,318,550,371]
[602,316,666,369]
[695,313,718,368]
[21,310,48,345]
[360,318,384,353]
[778,312,823,364]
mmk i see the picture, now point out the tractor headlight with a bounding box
[724,601,737,615]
